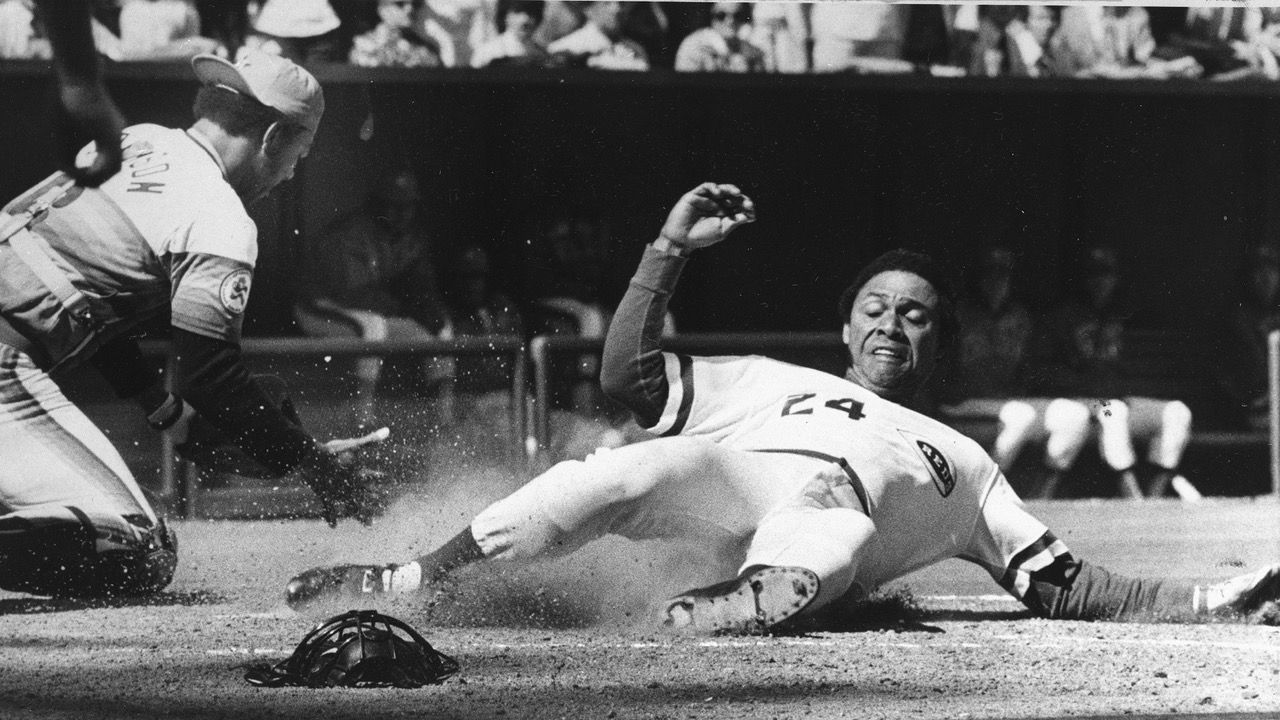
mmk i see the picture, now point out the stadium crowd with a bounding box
[2,1,1280,80]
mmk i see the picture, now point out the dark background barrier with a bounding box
[7,61,1280,429]
[4,62,1279,337]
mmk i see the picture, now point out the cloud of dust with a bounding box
[368,466,745,631]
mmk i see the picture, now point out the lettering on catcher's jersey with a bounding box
[899,429,955,497]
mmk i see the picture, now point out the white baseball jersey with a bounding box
[0,123,256,371]
[645,351,1068,600]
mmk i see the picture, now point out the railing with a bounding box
[1270,330,1280,498]
[140,328,1280,517]
[141,335,527,517]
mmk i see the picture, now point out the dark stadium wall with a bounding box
[2,63,1279,337]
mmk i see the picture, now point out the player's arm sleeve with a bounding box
[167,249,312,475]
[173,327,312,476]
[89,334,161,399]
[963,472,1196,621]
[168,252,250,343]
[600,244,688,428]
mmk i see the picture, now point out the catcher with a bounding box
[0,51,384,599]
[289,183,1278,631]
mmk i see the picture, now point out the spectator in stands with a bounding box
[546,0,648,70]
[117,0,222,61]
[470,0,547,67]
[1006,4,1065,76]
[674,2,765,73]
[418,0,497,68]
[532,0,580,47]
[294,169,454,427]
[0,0,51,58]
[1050,5,1201,79]
[938,247,1091,499]
[443,246,524,396]
[439,246,523,454]
[1033,245,1199,500]
[242,0,344,65]
[350,0,444,68]
[1158,6,1279,80]
[809,2,913,74]
[1216,244,1280,431]
[196,0,250,59]
[521,207,612,414]
[966,5,1066,78]
[1246,7,1280,77]
[748,0,809,73]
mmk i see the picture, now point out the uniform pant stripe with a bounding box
[998,531,1062,596]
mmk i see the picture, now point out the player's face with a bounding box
[711,3,748,40]
[842,270,941,402]
[251,126,315,203]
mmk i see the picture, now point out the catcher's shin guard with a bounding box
[0,510,177,598]
[663,565,819,634]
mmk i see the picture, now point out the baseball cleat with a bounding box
[1199,563,1280,617]
[285,563,399,612]
[663,565,819,634]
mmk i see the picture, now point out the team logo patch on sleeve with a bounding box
[898,429,956,497]
[219,269,252,315]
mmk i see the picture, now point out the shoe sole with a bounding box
[663,566,820,634]
[286,565,384,612]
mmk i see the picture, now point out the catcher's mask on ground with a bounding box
[245,610,459,688]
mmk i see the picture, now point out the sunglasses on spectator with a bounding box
[384,0,420,8]
[712,10,748,22]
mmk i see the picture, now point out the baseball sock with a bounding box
[411,527,485,586]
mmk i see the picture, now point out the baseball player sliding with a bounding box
[0,51,383,599]
[289,183,1279,631]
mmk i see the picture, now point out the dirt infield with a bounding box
[1,491,1277,720]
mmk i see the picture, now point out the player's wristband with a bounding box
[651,236,690,257]
[146,393,186,431]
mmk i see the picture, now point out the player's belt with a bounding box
[749,449,872,517]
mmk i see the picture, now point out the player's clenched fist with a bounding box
[657,183,756,253]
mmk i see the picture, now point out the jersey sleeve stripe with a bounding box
[652,352,694,437]
[998,531,1071,600]
[647,352,683,435]
[749,449,871,517]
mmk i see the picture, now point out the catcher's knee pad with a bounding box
[1042,399,1090,471]
[1095,399,1136,471]
[994,401,1036,467]
[1147,400,1192,469]
[0,509,177,598]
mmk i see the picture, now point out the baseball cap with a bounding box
[191,51,325,132]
